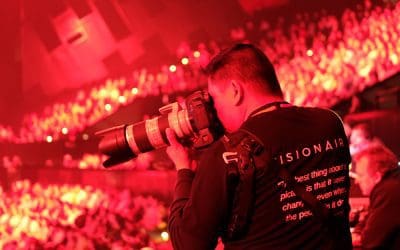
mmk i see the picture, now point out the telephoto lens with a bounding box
[96,125,135,167]
[96,90,224,167]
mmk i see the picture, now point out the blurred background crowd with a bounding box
[0,0,399,249]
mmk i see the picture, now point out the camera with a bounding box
[96,90,224,167]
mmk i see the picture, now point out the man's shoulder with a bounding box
[297,106,341,117]
[243,105,344,133]
[371,171,400,205]
[197,138,226,162]
[251,105,340,120]
[293,106,346,129]
[378,171,400,191]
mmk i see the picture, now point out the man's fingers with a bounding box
[165,128,193,171]
[166,128,179,146]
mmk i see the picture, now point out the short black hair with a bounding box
[204,43,283,97]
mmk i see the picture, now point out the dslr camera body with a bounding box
[97,90,224,167]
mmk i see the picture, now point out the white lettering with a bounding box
[325,140,333,150]
[280,190,296,202]
[276,137,347,165]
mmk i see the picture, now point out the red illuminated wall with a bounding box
[20,0,247,111]
[21,0,142,98]
[0,0,22,125]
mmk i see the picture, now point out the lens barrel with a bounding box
[97,90,223,167]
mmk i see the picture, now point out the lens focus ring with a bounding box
[125,124,141,155]
[146,117,167,149]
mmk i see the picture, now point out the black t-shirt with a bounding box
[168,105,352,250]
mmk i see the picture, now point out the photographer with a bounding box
[166,43,352,249]
[352,144,400,249]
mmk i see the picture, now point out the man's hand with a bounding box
[351,232,361,247]
[165,128,197,171]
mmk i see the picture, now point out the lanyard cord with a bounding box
[249,101,292,118]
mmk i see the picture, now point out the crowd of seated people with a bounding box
[0,180,171,250]
[0,0,399,145]
[177,0,400,105]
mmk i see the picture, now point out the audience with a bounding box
[0,180,172,249]
[0,0,399,144]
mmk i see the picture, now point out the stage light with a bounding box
[131,87,138,95]
[193,51,200,58]
[46,136,53,143]
[161,231,169,241]
[61,127,69,135]
[169,65,177,72]
[105,103,112,111]
[181,57,189,65]
[307,49,313,57]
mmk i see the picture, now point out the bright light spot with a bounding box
[323,78,336,91]
[169,65,177,72]
[99,89,107,98]
[9,215,20,227]
[111,89,119,99]
[46,136,53,143]
[306,49,313,57]
[193,51,200,58]
[390,54,399,64]
[118,96,126,103]
[82,134,89,140]
[105,103,112,111]
[61,127,69,135]
[181,57,189,65]
[161,231,169,241]
[131,87,138,95]
[29,220,40,233]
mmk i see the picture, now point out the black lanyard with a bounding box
[248,101,290,118]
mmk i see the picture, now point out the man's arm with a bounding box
[166,129,228,250]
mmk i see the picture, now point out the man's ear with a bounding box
[373,172,382,185]
[230,80,244,106]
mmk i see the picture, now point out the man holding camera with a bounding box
[166,43,352,249]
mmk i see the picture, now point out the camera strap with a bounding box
[221,129,265,240]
